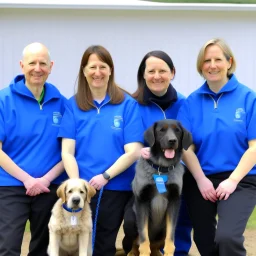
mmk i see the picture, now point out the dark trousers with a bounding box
[183,170,256,256]
[122,194,192,256]
[0,185,58,256]
[91,189,132,256]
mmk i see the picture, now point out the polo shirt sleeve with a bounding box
[0,100,6,142]
[58,100,76,140]
[246,94,256,141]
[177,101,192,132]
[123,101,144,145]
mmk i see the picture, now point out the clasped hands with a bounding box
[24,176,50,196]
[196,176,238,202]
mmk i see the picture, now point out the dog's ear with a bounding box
[144,122,157,147]
[178,122,193,150]
[57,180,67,203]
[84,181,96,203]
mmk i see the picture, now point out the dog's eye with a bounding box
[80,190,84,194]
[67,189,73,193]
[159,127,166,132]
[175,128,180,133]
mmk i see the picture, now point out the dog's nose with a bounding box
[72,197,80,205]
[168,139,176,145]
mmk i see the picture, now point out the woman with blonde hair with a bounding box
[178,38,256,256]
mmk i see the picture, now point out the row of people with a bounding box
[0,38,255,256]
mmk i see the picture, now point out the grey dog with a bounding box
[131,119,192,256]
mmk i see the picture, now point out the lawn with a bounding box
[247,207,256,229]
[147,0,256,3]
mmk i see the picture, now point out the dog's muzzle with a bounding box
[72,197,81,206]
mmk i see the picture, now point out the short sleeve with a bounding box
[177,101,192,132]
[123,101,144,145]
[246,95,256,141]
[0,100,6,142]
[58,100,76,140]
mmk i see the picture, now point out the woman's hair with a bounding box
[197,38,236,77]
[75,45,124,110]
[133,50,176,104]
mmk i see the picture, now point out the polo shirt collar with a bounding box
[197,74,239,95]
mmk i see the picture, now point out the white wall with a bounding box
[1,7,256,98]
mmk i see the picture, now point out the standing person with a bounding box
[0,42,67,256]
[58,45,144,256]
[178,38,256,256]
[122,50,192,256]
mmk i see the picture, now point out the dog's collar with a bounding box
[62,204,83,213]
[146,159,175,173]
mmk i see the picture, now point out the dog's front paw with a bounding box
[139,248,151,256]
[139,241,151,256]
[163,242,175,256]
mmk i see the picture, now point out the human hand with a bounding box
[196,176,217,202]
[37,177,51,188]
[216,178,238,200]
[89,174,108,190]
[24,176,50,196]
[141,147,151,159]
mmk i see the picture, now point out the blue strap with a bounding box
[62,204,83,213]
[92,187,104,252]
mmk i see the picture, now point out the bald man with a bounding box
[0,43,67,256]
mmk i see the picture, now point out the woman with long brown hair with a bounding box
[58,45,144,256]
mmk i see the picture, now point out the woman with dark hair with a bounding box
[123,50,192,256]
[58,45,144,256]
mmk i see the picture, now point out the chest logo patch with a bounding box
[52,112,62,126]
[234,108,245,122]
[112,116,123,130]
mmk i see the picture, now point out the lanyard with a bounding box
[38,87,45,105]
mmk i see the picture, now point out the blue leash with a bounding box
[92,187,104,252]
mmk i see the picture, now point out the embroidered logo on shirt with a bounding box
[112,116,123,130]
[234,108,245,122]
[52,112,62,126]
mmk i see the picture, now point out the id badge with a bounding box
[152,174,168,194]
[71,215,77,226]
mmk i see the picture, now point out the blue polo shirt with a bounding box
[177,74,256,176]
[0,75,68,186]
[139,92,186,132]
[58,93,144,191]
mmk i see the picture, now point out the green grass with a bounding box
[147,0,256,3]
[247,207,256,229]
[25,221,30,232]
